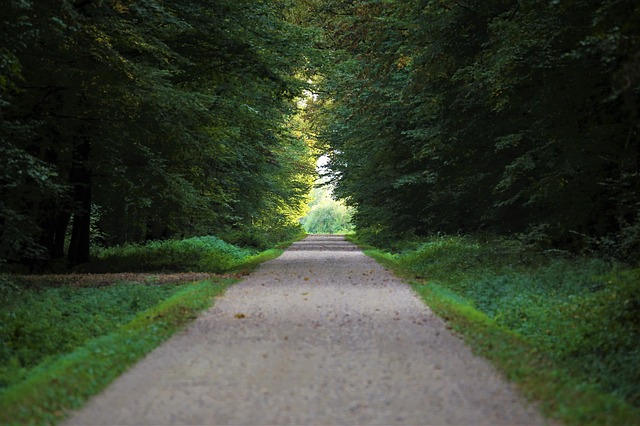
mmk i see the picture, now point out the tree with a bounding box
[301,186,353,234]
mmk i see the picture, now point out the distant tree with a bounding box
[301,187,353,234]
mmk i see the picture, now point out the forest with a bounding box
[315,0,640,259]
[1,0,639,424]
[1,0,639,267]
[1,0,318,268]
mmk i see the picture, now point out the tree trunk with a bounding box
[53,211,71,259]
[67,137,91,266]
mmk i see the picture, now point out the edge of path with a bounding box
[360,243,639,426]
[0,238,299,426]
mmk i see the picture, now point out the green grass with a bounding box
[0,277,235,425]
[362,235,640,426]
[0,281,191,390]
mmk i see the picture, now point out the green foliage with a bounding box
[85,236,255,273]
[410,281,640,426]
[221,223,307,251]
[301,186,354,234]
[0,277,233,425]
[364,235,640,415]
[312,0,640,260]
[0,0,319,268]
[0,230,288,423]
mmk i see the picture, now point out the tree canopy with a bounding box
[2,0,639,267]
[1,0,319,267]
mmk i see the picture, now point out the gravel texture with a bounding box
[64,235,550,425]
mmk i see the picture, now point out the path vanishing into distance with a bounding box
[64,235,549,425]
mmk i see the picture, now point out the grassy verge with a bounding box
[0,279,192,389]
[361,235,640,426]
[83,232,306,274]
[0,277,235,425]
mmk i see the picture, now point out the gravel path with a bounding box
[64,235,549,425]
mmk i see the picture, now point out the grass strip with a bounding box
[366,249,640,426]
[0,277,235,425]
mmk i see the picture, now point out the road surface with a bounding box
[64,235,549,425]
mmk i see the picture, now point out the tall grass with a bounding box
[363,235,640,424]
[86,236,256,273]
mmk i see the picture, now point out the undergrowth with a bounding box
[85,236,255,273]
[221,224,306,250]
[362,234,640,425]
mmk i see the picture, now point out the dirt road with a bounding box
[64,235,549,425]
